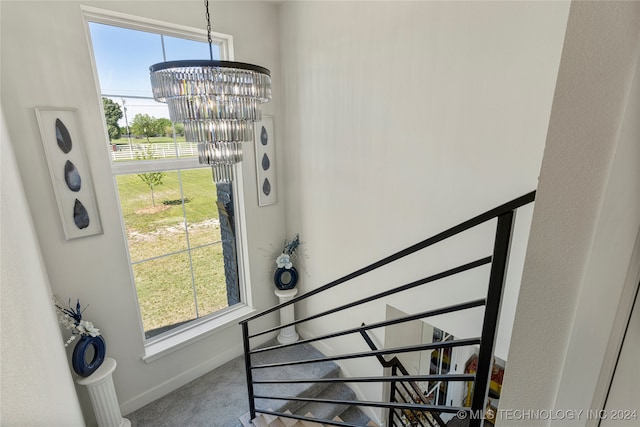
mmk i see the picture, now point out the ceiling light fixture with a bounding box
[149,0,271,183]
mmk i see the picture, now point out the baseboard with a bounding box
[119,343,243,416]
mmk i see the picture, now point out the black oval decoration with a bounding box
[262,178,271,196]
[72,335,106,377]
[274,266,299,290]
[261,153,270,171]
[64,160,81,192]
[55,119,72,154]
[73,199,90,229]
[260,126,268,145]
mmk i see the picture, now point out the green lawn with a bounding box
[116,168,231,334]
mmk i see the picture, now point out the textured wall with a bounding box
[501,2,640,423]
[1,107,85,426]
[278,1,569,417]
[1,0,284,422]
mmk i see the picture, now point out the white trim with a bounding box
[111,157,203,175]
[142,304,256,363]
[82,7,253,358]
[81,5,232,54]
[234,162,253,308]
[589,226,640,424]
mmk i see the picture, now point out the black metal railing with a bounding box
[240,191,535,426]
[360,328,450,427]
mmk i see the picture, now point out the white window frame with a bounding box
[82,6,256,362]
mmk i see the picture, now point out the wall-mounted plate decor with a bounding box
[35,107,103,239]
[254,116,277,206]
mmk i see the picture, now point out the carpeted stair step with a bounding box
[243,341,381,427]
[252,342,341,415]
[337,406,377,426]
[293,382,355,421]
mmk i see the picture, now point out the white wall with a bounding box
[500,2,640,423]
[602,282,640,427]
[1,0,284,423]
[277,0,569,417]
[555,40,640,419]
[1,107,85,426]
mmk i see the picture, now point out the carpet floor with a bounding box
[125,354,250,427]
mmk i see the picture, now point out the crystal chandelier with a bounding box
[149,0,271,183]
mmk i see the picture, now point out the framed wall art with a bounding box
[254,115,277,206]
[35,107,103,239]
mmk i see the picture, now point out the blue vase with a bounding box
[274,267,299,290]
[72,335,106,377]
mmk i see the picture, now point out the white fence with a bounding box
[111,142,198,161]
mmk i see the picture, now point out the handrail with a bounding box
[241,191,536,426]
[252,395,467,414]
[250,298,487,355]
[241,190,535,324]
[247,258,491,340]
[252,374,474,385]
[251,338,480,370]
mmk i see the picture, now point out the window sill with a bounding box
[142,305,256,363]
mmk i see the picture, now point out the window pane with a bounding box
[116,172,188,262]
[106,95,200,162]
[163,35,220,61]
[133,252,196,337]
[89,23,163,97]
[107,96,180,162]
[192,243,232,317]
[182,169,221,248]
[117,167,232,338]
[89,18,241,341]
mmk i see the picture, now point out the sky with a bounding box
[88,22,219,127]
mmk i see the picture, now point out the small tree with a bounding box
[155,118,172,137]
[174,123,185,137]
[102,98,123,141]
[131,114,159,142]
[136,146,165,207]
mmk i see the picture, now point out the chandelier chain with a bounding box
[204,0,213,60]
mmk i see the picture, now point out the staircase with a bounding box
[239,341,376,426]
[240,192,536,427]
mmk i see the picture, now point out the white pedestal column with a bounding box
[76,358,130,427]
[275,288,299,344]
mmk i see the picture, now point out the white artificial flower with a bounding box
[54,296,102,347]
[58,314,76,330]
[276,253,293,269]
[77,320,101,337]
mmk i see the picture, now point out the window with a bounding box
[85,12,248,348]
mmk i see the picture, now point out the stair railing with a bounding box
[359,328,446,427]
[240,191,535,427]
